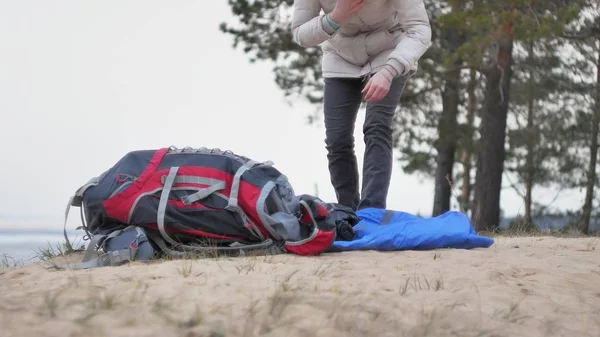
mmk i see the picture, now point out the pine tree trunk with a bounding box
[581,49,600,235]
[472,21,515,232]
[432,67,461,217]
[461,69,477,214]
[524,111,534,227]
[524,42,536,227]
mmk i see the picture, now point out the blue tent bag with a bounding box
[330,208,494,251]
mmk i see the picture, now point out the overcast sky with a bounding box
[0,1,585,230]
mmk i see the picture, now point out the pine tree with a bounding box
[440,0,586,231]
[562,3,600,234]
[504,39,582,227]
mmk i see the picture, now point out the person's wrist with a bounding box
[325,13,340,30]
[329,10,346,24]
[386,58,406,77]
[377,69,394,84]
[383,64,398,78]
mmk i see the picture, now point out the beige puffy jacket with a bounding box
[291,0,431,78]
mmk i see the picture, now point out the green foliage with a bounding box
[220,0,324,102]
[439,0,587,68]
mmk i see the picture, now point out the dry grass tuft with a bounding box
[177,260,194,278]
[235,258,257,275]
[399,274,445,296]
[312,262,334,279]
[0,254,23,269]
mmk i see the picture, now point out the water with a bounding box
[0,229,83,265]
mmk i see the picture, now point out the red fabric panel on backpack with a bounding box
[236,184,269,239]
[300,209,313,225]
[316,204,329,217]
[284,229,335,256]
[104,148,169,223]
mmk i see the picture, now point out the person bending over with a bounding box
[291,0,432,211]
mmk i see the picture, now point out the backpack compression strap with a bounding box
[62,176,100,251]
[157,166,227,246]
[145,230,284,257]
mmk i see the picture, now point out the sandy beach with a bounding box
[1,236,599,337]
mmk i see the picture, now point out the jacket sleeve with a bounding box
[291,0,336,47]
[387,0,432,76]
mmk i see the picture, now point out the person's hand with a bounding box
[362,70,393,102]
[331,0,365,23]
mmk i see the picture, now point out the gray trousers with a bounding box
[323,75,407,211]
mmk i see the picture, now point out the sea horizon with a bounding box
[0,228,84,266]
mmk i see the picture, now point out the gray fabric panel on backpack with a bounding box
[70,226,155,269]
[269,212,302,242]
[104,226,154,261]
[274,176,299,213]
[253,176,306,242]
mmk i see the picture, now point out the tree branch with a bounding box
[504,172,526,199]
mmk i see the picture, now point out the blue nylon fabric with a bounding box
[331,208,494,251]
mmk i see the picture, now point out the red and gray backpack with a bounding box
[63,146,358,268]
